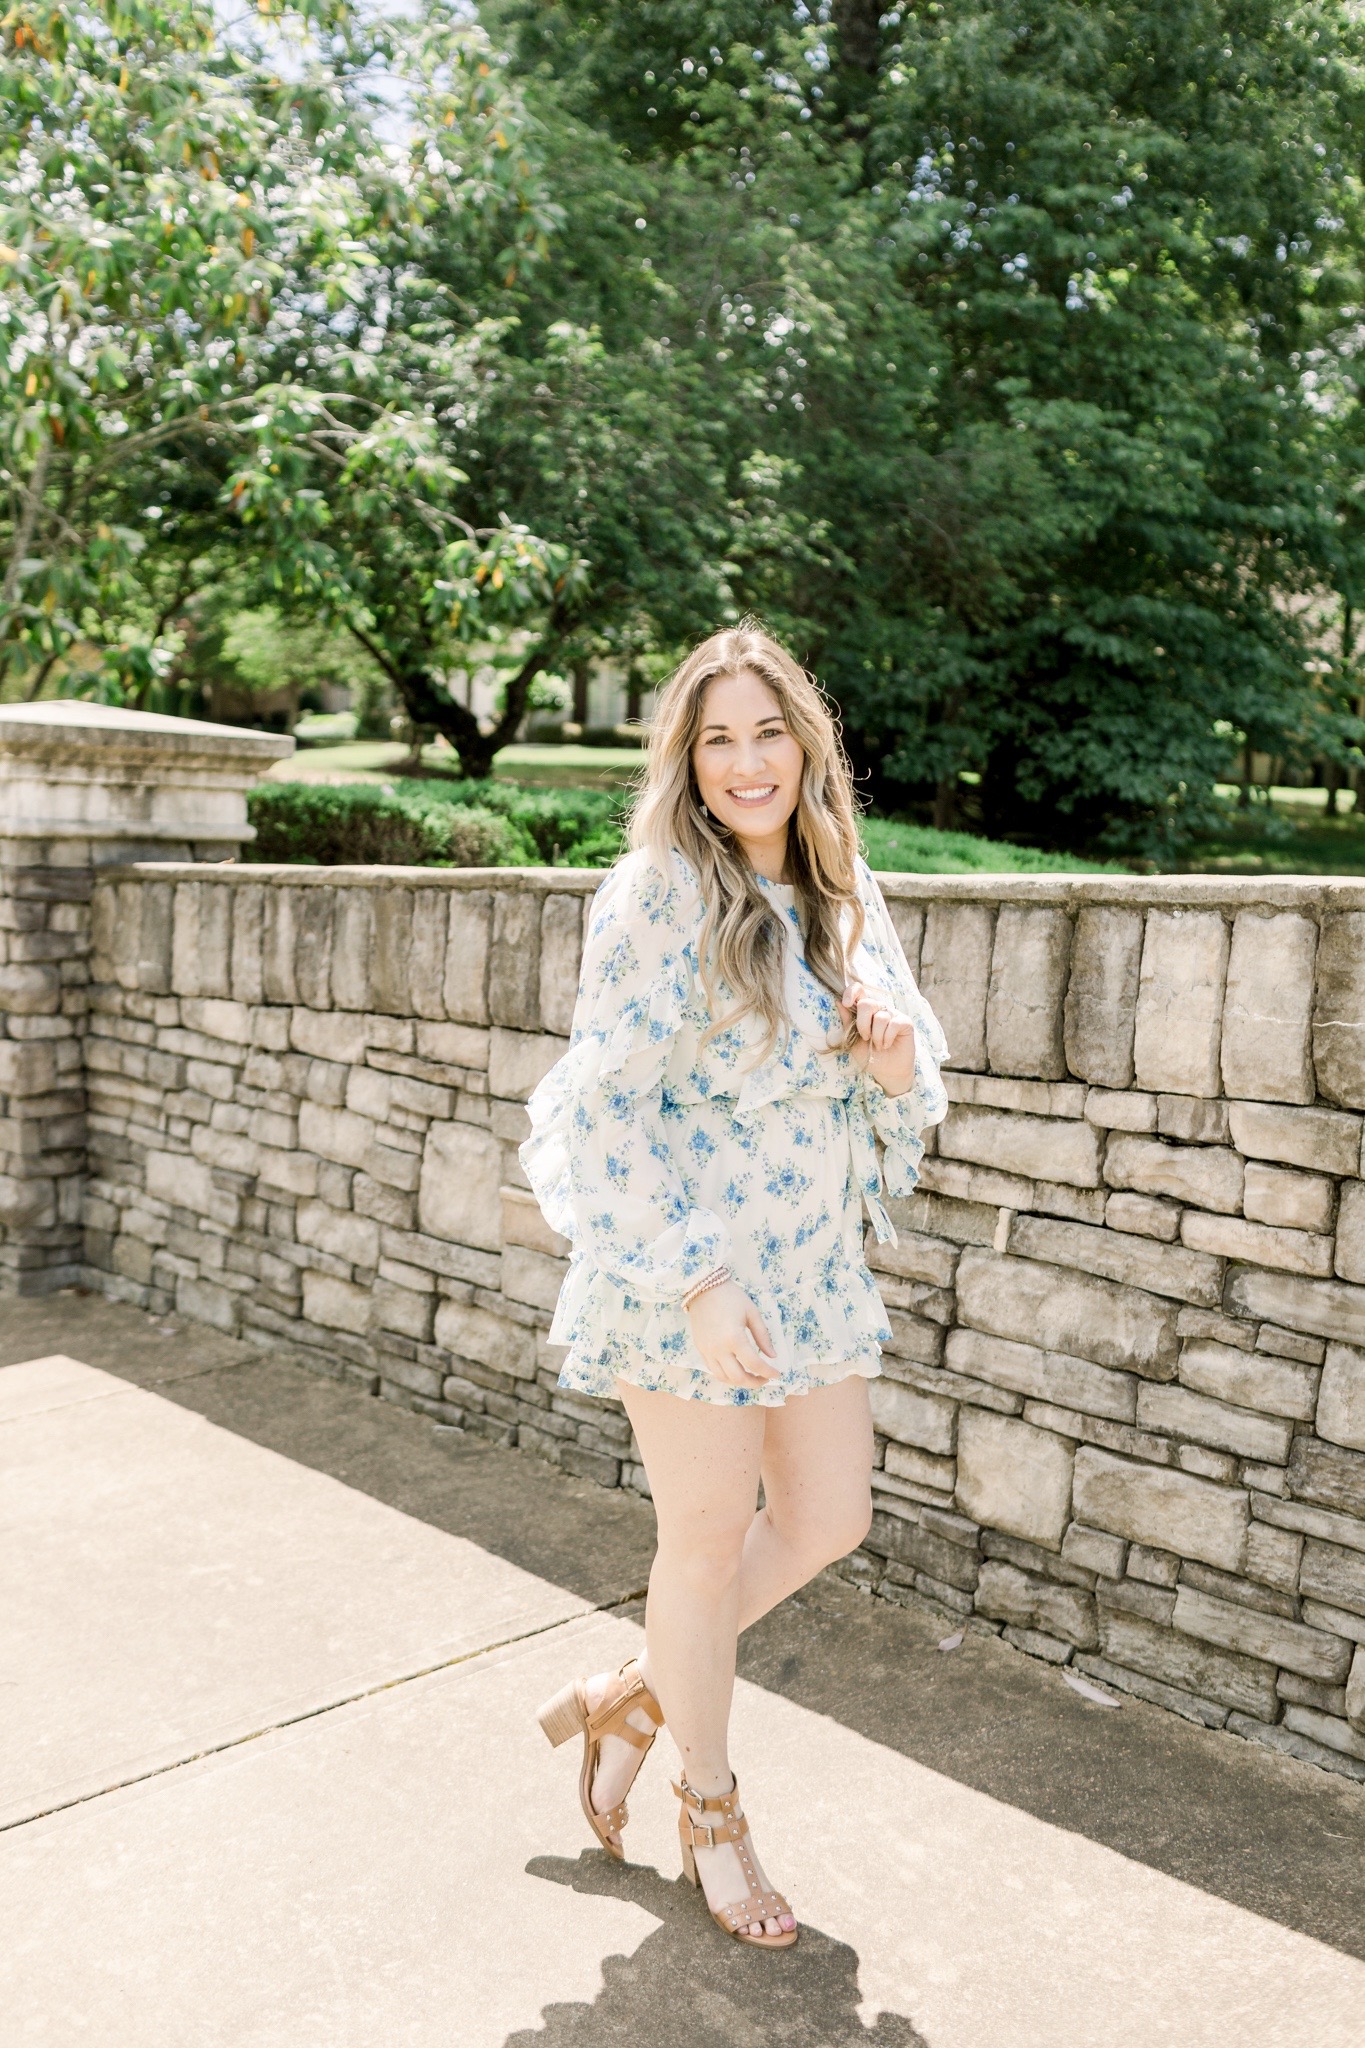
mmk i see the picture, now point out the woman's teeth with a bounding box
[729,786,776,804]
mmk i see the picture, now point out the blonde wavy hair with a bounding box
[625,622,867,1067]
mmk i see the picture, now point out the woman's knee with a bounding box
[655,1516,750,1598]
[775,1488,872,1572]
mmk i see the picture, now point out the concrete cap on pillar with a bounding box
[0,701,294,857]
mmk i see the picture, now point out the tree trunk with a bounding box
[933,777,958,833]
[389,626,565,779]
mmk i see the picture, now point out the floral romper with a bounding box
[519,846,949,1406]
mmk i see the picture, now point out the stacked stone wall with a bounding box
[75,864,1365,1780]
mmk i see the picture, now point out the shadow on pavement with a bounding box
[512,1853,927,2048]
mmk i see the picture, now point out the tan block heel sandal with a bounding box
[674,1775,798,1949]
[536,1656,664,1859]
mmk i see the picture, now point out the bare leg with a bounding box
[617,1381,794,1937]
[737,1373,875,1632]
[583,1374,872,1935]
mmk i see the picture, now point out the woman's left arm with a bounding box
[839,863,950,1195]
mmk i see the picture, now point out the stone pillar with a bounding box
[0,703,291,1294]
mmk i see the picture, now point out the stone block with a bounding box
[1103,1134,1242,1215]
[955,1247,1179,1377]
[501,1184,569,1257]
[1133,911,1229,1098]
[488,1028,568,1103]
[502,1243,567,1313]
[1318,1343,1365,1453]
[297,1100,374,1171]
[1128,1544,1180,1586]
[1227,1100,1361,1176]
[366,889,413,1017]
[539,893,585,1038]
[1062,1524,1128,1577]
[984,906,1071,1080]
[954,1409,1074,1550]
[937,1105,1101,1189]
[1243,1163,1334,1236]
[176,1274,240,1334]
[1300,1538,1365,1620]
[225,885,264,1007]
[1225,1265,1365,1348]
[1244,1521,1304,1594]
[416,1021,490,1070]
[948,1075,1087,1118]
[417,1120,504,1253]
[371,1276,435,1342]
[916,1157,1033,1210]
[329,888,374,1013]
[434,1297,538,1380]
[880,1312,947,1367]
[1178,1339,1318,1421]
[169,882,229,1002]
[0,1173,56,1228]
[882,1443,956,1492]
[866,1229,961,1289]
[1085,1088,1158,1132]
[892,1190,998,1247]
[1098,1609,1278,1720]
[409,890,450,1023]
[1288,1437,1365,1519]
[1173,1586,1351,1683]
[1181,1210,1333,1279]
[0,962,60,1015]
[1220,911,1317,1105]
[1135,1383,1294,1465]
[919,902,994,1071]
[489,891,541,1031]
[944,1326,1136,1422]
[975,1560,1098,1649]
[1156,1096,1230,1145]
[1009,1213,1223,1308]
[1105,1192,1181,1241]
[1334,1181,1365,1285]
[1348,1645,1365,1731]
[1064,908,1143,1087]
[885,900,925,981]
[868,1378,957,1455]
[296,1200,380,1269]
[1072,1446,1248,1571]
[1313,912,1365,1107]
[301,1270,371,1334]
[445,891,491,1026]
[1281,1705,1365,1763]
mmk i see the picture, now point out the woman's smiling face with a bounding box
[691,670,805,863]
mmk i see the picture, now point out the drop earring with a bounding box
[700,802,710,818]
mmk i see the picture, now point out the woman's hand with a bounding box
[838,979,917,1097]
[686,1281,780,1389]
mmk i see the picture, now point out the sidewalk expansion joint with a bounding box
[2,1586,649,1838]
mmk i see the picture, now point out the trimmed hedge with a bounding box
[245,779,627,868]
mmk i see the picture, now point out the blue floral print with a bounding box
[519,846,949,1407]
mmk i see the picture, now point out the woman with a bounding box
[520,624,948,1949]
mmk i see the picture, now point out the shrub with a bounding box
[246,783,538,866]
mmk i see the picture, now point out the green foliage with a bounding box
[857,816,1121,875]
[489,0,1365,853]
[245,776,631,865]
[245,783,540,867]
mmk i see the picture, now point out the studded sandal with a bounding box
[674,1774,798,1949]
[536,1656,665,1860]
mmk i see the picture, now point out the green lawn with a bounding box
[269,740,646,792]
[1182,790,1365,876]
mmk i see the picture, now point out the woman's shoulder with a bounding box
[588,844,703,943]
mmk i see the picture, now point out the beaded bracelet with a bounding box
[682,1264,731,1310]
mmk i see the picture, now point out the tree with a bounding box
[493,0,1365,852]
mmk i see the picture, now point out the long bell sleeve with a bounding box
[519,852,733,1304]
[850,859,949,1196]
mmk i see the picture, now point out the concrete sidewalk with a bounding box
[2,1294,1364,2046]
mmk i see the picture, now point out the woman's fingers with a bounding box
[744,1308,777,1362]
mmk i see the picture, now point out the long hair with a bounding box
[625,622,867,1067]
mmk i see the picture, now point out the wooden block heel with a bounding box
[537,1658,664,1860]
[536,1682,585,1749]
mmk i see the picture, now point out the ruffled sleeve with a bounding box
[849,859,949,1196]
[518,849,733,1305]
